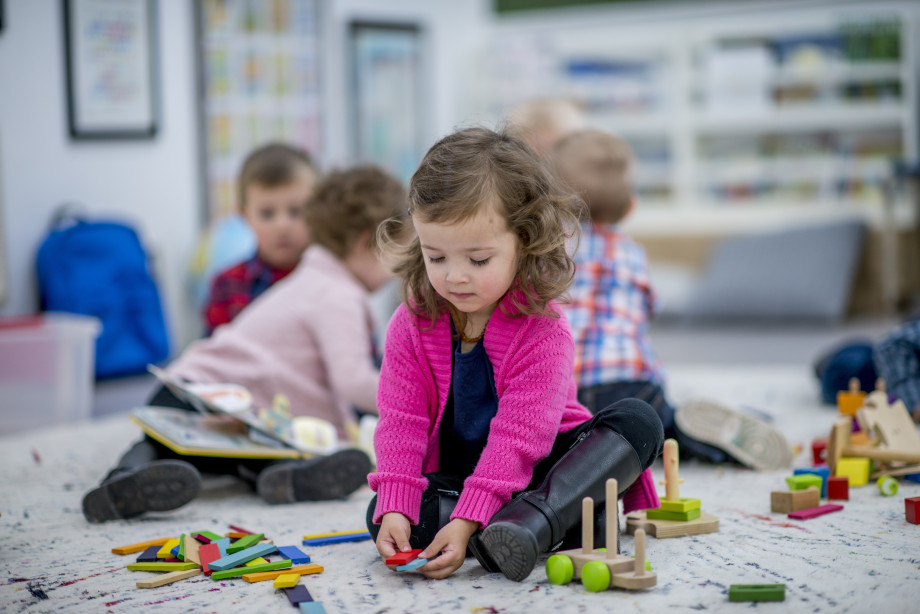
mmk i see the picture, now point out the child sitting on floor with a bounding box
[82,165,407,523]
[365,126,664,582]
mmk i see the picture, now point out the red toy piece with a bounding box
[788,504,844,520]
[826,476,849,500]
[385,549,424,566]
[811,439,827,465]
[906,497,920,525]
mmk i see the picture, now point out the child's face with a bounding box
[414,204,519,326]
[242,173,313,270]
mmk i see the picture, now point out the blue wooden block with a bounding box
[136,545,160,563]
[794,466,830,498]
[904,473,920,484]
[396,557,428,571]
[299,602,326,614]
[303,531,371,547]
[278,545,311,565]
[284,584,313,605]
[215,537,231,558]
[208,543,278,571]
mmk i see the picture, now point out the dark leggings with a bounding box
[366,398,661,548]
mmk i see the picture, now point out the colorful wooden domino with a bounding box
[396,558,429,572]
[127,562,199,572]
[208,543,277,571]
[241,563,324,583]
[385,549,424,566]
[729,584,785,602]
[278,545,311,565]
[274,573,301,588]
[198,543,221,576]
[227,532,265,554]
[303,531,371,546]
[112,537,172,555]
[788,504,844,520]
[156,538,181,559]
[299,603,327,614]
[135,545,160,563]
[135,568,200,589]
[284,584,314,605]
[211,560,291,581]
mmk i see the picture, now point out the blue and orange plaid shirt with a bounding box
[562,223,663,388]
[203,255,296,335]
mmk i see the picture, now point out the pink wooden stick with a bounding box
[788,504,844,520]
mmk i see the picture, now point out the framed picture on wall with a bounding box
[349,21,425,183]
[63,0,159,139]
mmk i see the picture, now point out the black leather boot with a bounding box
[82,459,201,523]
[480,427,646,581]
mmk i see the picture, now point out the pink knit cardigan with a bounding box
[369,292,659,526]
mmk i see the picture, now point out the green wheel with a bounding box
[545,554,574,585]
[581,561,611,592]
[877,476,898,496]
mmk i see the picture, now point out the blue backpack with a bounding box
[36,210,170,378]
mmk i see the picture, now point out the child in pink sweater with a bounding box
[366,127,664,582]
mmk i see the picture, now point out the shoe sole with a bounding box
[480,522,539,582]
[82,460,201,523]
[257,448,371,504]
[675,399,792,471]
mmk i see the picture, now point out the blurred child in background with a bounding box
[203,143,319,335]
[505,98,585,157]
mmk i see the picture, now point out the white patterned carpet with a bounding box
[3,364,920,614]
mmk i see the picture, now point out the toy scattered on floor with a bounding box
[303,529,372,546]
[837,377,866,416]
[396,557,430,572]
[826,476,849,500]
[877,475,899,496]
[788,504,844,520]
[546,478,657,592]
[770,487,820,514]
[626,439,719,538]
[905,496,920,524]
[729,584,785,602]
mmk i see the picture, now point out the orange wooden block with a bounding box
[112,537,172,555]
[241,563,324,583]
[849,431,870,446]
[837,378,865,416]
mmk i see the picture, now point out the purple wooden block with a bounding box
[284,584,313,605]
[788,504,844,520]
[193,533,212,544]
[136,545,160,563]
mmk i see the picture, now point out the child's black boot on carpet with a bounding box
[256,448,371,504]
[82,459,201,523]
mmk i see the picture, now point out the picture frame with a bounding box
[63,0,159,140]
[349,21,425,183]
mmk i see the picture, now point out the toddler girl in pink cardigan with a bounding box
[366,127,664,582]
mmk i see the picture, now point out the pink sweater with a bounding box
[369,291,659,527]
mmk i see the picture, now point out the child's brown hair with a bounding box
[551,129,634,225]
[378,126,582,325]
[237,143,318,211]
[306,165,407,259]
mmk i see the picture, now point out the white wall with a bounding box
[0,0,202,349]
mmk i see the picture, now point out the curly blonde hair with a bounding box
[378,126,583,326]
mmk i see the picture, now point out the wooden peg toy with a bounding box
[837,377,866,416]
[610,529,656,590]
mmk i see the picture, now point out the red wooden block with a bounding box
[385,549,423,566]
[811,439,827,465]
[199,542,222,576]
[229,524,254,535]
[827,476,849,500]
[193,533,212,544]
[788,504,843,520]
[906,497,920,525]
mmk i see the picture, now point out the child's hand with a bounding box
[376,512,412,565]
[417,518,480,579]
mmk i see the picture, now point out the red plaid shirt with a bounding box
[203,256,296,335]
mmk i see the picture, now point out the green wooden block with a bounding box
[127,562,200,572]
[194,530,224,542]
[785,474,822,491]
[210,559,291,580]
[227,532,265,554]
[729,584,785,602]
[645,507,701,522]
[659,497,701,513]
[177,533,186,561]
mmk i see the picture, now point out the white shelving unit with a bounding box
[476,1,920,235]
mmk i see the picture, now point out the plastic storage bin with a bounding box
[0,313,101,435]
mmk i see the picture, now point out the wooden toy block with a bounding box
[793,466,829,497]
[396,558,429,571]
[729,584,785,602]
[226,532,249,539]
[245,557,269,566]
[626,511,719,538]
[127,562,200,572]
[215,537,231,558]
[811,439,827,465]
[284,584,313,605]
[208,543,278,571]
[785,474,822,492]
[877,475,899,496]
[278,545,311,565]
[135,568,200,589]
[227,532,265,554]
[905,497,920,524]
[198,543,221,576]
[193,530,223,542]
[658,498,700,513]
[274,573,300,588]
[156,538,181,559]
[177,533,186,561]
[241,563,324,583]
[837,377,866,416]
[827,476,849,500]
[303,531,371,546]
[770,487,820,514]
[299,603,327,614]
[835,457,871,486]
[385,548,424,566]
[302,529,369,540]
[788,504,844,520]
[228,524,255,534]
[162,557,181,563]
[610,529,656,590]
[659,439,683,502]
[645,507,701,522]
[211,560,291,580]
[112,537,172,555]
[183,535,201,566]
[135,545,161,563]
[849,431,870,446]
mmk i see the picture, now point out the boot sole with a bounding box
[82,460,201,523]
[676,399,792,471]
[257,448,371,504]
[480,522,539,582]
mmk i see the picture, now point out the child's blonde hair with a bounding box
[378,126,582,326]
[551,129,634,225]
[505,98,585,156]
[237,143,318,211]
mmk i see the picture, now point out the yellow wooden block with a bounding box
[245,557,269,567]
[273,573,300,588]
[112,537,172,555]
[659,498,700,513]
[157,539,181,559]
[835,457,871,486]
[241,563,324,583]
[136,568,200,589]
